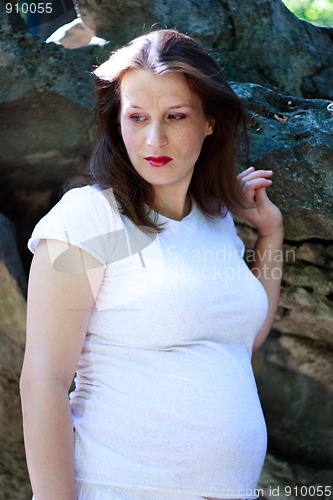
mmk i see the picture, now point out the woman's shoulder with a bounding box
[28,185,124,264]
[47,185,122,223]
[61,184,118,208]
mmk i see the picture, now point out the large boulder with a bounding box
[77,0,333,100]
[237,218,333,472]
[0,17,103,193]
[233,83,333,441]
[232,84,333,471]
[232,82,333,240]
[0,15,107,268]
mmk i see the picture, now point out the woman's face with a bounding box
[119,69,214,200]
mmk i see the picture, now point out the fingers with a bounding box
[238,167,273,192]
[237,166,255,179]
[240,177,272,192]
[237,166,273,181]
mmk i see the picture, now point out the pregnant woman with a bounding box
[20,29,283,500]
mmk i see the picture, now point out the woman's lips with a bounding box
[144,156,173,167]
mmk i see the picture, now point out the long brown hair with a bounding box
[67,29,248,231]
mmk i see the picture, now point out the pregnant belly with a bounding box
[72,342,267,494]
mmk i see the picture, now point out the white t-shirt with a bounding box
[28,185,268,499]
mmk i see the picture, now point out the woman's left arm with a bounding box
[237,167,284,354]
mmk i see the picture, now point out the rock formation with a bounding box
[0,1,332,498]
[0,215,29,499]
[233,82,333,492]
[77,0,333,100]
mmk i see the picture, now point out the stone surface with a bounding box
[253,335,333,467]
[77,0,333,100]
[0,214,27,294]
[0,17,105,273]
[258,453,333,500]
[238,223,333,341]
[238,218,333,468]
[0,16,110,195]
[0,215,30,500]
[232,82,333,240]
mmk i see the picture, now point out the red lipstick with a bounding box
[144,156,173,167]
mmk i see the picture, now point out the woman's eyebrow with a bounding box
[168,106,193,111]
[127,104,193,109]
[126,104,143,109]
[169,104,192,108]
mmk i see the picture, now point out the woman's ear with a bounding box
[206,117,216,136]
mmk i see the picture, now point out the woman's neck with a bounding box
[152,193,191,221]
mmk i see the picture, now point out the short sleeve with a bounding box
[28,185,124,267]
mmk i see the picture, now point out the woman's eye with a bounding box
[130,115,145,122]
[168,113,185,120]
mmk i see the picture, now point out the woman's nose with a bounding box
[146,121,168,148]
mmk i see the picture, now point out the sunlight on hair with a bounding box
[94,44,139,81]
